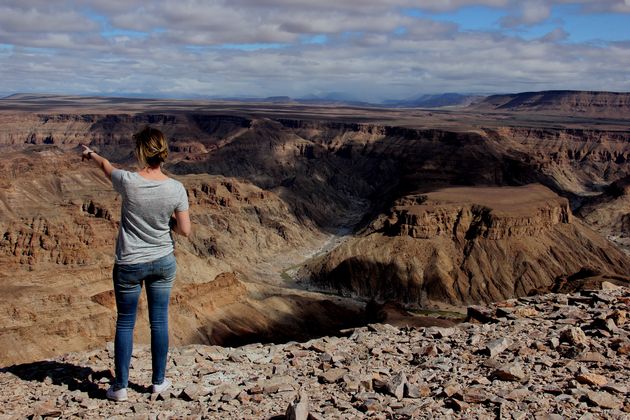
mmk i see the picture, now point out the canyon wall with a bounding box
[302,185,629,307]
[474,90,630,118]
[1,100,629,365]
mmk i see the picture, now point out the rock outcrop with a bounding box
[473,90,630,118]
[303,185,630,306]
[578,175,630,254]
[1,286,628,418]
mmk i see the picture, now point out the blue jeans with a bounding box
[112,253,176,389]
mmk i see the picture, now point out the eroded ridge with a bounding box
[384,185,572,240]
[1,286,628,418]
[304,185,629,306]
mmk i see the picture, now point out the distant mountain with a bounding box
[299,92,363,102]
[295,92,372,107]
[472,90,630,118]
[383,93,484,108]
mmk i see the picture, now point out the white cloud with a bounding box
[0,6,97,33]
[0,1,629,100]
[501,1,551,27]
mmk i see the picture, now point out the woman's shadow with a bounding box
[1,361,148,399]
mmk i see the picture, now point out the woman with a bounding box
[82,126,191,402]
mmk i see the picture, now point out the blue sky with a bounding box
[0,0,629,102]
[410,4,630,42]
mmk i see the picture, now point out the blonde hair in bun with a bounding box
[133,126,168,168]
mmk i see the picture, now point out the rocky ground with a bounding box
[1,286,628,419]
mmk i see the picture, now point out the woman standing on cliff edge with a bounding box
[81,127,191,402]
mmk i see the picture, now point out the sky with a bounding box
[0,0,629,102]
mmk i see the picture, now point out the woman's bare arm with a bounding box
[170,210,191,237]
[81,144,115,180]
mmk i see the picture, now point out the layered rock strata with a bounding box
[303,185,630,306]
[474,90,630,118]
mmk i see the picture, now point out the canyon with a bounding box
[0,92,629,370]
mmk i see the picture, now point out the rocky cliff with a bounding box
[473,90,630,118]
[577,175,630,254]
[302,185,630,306]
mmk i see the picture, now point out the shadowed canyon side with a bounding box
[577,175,630,253]
[0,94,630,366]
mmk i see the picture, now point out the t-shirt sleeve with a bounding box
[175,183,189,212]
[111,169,126,194]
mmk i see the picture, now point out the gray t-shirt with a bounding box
[111,169,189,265]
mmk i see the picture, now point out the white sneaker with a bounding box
[152,379,172,394]
[106,385,128,402]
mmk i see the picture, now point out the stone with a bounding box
[575,373,608,387]
[404,382,429,398]
[285,391,309,420]
[466,306,499,324]
[394,404,419,416]
[485,337,513,357]
[385,372,407,401]
[132,403,148,413]
[173,355,196,367]
[442,383,462,398]
[318,368,347,384]
[608,309,627,327]
[505,388,531,402]
[470,376,492,385]
[180,384,211,401]
[601,281,621,290]
[445,398,469,412]
[492,363,528,382]
[536,415,563,420]
[308,341,327,353]
[560,327,589,347]
[513,307,539,318]
[598,317,618,333]
[358,398,382,413]
[341,374,360,391]
[80,400,99,410]
[576,352,606,363]
[33,400,62,417]
[463,388,491,404]
[431,327,456,338]
[215,383,242,401]
[203,346,229,361]
[585,391,622,409]
[417,344,438,357]
[602,383,627,395]
[616,343,630,355]
[511,410,529,420]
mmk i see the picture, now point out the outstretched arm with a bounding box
[81,144,115,180]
